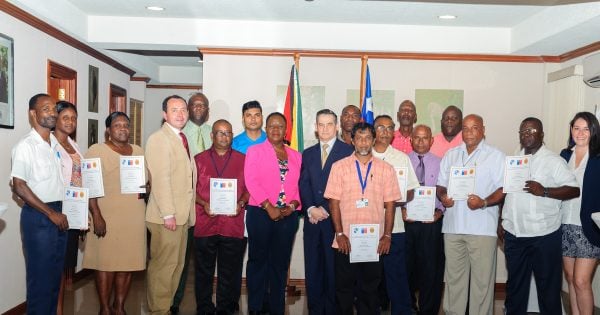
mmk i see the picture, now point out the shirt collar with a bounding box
[165,122,182,135]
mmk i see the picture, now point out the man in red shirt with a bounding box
[391,100,417,154]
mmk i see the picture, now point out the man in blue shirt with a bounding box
[232,100,266,153]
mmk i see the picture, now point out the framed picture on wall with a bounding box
[0,33,14,129]
[88,65,99,113]
[88,118,98,148]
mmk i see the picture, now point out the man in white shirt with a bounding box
[436,114,505,315]
[372,115,420,314]
[11,93,69,313]
[502,117,579,315]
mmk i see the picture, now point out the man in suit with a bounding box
[299,109,353,314]
[145,95,197,315]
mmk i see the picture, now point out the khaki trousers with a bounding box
[443,233,497,315]
[146,222,188,315]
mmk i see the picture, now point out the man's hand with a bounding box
[92,213,106,237]
[163,217,177,231]
[309,207,329,224]
[524,180,544,197]
[265,205,283,221]
[467,194,485,210]
[440,194,455,208]
[401,207,415,223]
[49,211,69,231]
[336,234,351,255]
[377,235,391,255]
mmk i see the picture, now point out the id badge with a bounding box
[355,198,369,208]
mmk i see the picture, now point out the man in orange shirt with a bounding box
[391,100,417,154]
[325,122,401,315]
[429,106,463,158]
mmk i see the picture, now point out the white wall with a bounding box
[0,11,131,312]
[203,53,548,280]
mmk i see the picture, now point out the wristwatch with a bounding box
[335,232,344,237]
[543,187,549,197]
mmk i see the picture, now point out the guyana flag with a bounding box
[283,65,304,151]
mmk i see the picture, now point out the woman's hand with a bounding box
[92,212,107,237]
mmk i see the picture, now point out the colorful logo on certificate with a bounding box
[398,170,404,176]
[134,159,140,165]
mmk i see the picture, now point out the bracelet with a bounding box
[383,234,392,238]
[481,199,488,209]
[237,200,246,207]
[335,232,344,237]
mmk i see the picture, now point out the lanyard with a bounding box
[209,149,232,178]
[355,160,372,197]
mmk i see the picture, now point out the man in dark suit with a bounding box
[299,108,353,315]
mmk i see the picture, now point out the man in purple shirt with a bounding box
[194,119,249,315]
[405,124,445,315]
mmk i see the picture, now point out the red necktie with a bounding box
[179,132,190,159]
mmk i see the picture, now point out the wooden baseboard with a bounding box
[2,302,25,315]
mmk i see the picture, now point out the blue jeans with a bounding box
[21,202,67,315]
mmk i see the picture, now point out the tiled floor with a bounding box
[62,270,515,315]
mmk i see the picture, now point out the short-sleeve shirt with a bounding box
[232,130,267,154]
[391,130,413,154]
[11,129,64,202]
[503,145,578,237]
[325,154,401,248]
[372,146,419,233]
[194,148,247,239]
[437,140,505,236]
[430,132,463,158]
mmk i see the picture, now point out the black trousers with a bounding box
[504,229,562,315]
[334,251,382,315]
[194,235,247,315]
[405,220,444,315]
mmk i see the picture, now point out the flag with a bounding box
[361,65,374,124]
[283,64,304,151]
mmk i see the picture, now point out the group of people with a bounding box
[10,91,600,315]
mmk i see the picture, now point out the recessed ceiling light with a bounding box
[438,15,457,20]
[146,6,164,11]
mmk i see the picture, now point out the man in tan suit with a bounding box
[145,95,197,314]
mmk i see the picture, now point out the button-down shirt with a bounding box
[373,146,419,233]
[437,141,505,236]
[408,151,444,212]
[194,148,247,239]
[182,121,212,158]
[232,130,267,154]
[430,132,463,158]
[391,130,413,154]
[11,129,64,202]
[325,154,401,248]
[561,150,588,226]
[503,145,578,237]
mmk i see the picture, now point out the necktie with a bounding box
[197,129,205,152]
[321,143,329,168]
[179,132,190,159]
[416,155,425,185]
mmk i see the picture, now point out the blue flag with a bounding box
[361,65,374,124]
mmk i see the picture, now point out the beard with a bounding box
[356,147,372,156]
[39,116,57,129]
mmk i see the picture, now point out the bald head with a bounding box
[411,124,433,154]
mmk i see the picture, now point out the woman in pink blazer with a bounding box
[244,112,302,315]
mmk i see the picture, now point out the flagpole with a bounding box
[294,53,300,71]
[359,55,368,112]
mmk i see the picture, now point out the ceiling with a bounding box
[9,0,600,84]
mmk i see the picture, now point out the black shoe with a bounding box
[170,306,179,315]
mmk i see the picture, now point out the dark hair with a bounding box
[162,95,187,112]
[29,93,50,110]
[242,100,262,114]
[351,122,376,139]
[105,111,130,128]
[316,109,337,122]
[374,114,394,125]
[56,101,77,115]
[569,111,600,157]
[266,112,286,125]
[521,117,543,132]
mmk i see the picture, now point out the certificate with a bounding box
[349,224,379,263]
[503,155,531,193]
[63,187,89,230]
[120,156,146,194]
[407,186,436,221]
[209,178,237,215]
[448,166,476,200]
[82,158,104,198]
[394,167,408,203]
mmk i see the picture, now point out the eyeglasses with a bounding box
[518,128,538,136]
[375,125,395,132]
[214,131,233,137]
